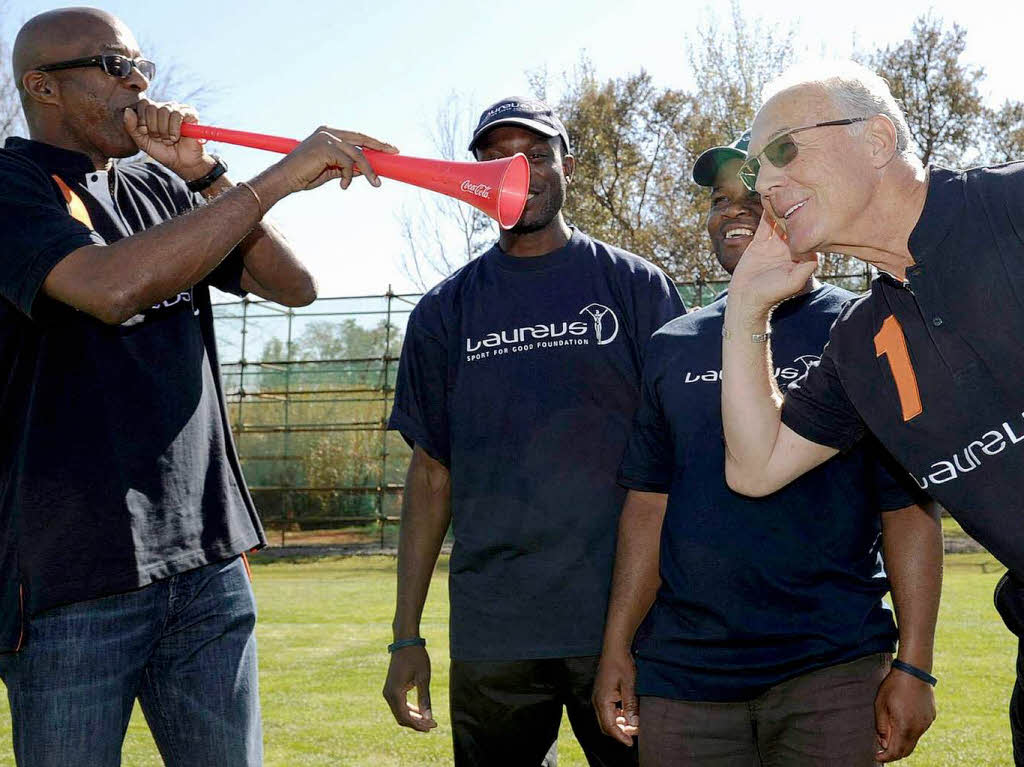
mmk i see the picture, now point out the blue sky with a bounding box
[4,0,1021,296]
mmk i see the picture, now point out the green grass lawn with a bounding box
[0,552,1015,766]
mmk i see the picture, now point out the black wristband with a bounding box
[388,637,426,653]
[186,156,228,193]
[891,659,937,687]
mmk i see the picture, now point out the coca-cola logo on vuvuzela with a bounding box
[460,180,493,199]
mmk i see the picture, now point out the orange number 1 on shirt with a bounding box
[873,315,923,421]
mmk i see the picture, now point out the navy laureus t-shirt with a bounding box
[619,285,924,701]
[389,228,685,660]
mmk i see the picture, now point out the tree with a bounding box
[398,2,799,295]
[254,318,404,392]
[397,91,494,290]
[555,61,696,278]
[684,2,795,150]
[983,100,1024,164]
[240,316,406,525]
[555,3,797,287]
[0,1,25,141]
[858,13,1024,167]
[294,318,403,362]
[859,14,987,167]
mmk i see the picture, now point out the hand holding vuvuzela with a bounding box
[256,125,399,193]
[123,99,400,206]
[123,98,207,178]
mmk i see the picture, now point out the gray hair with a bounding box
[762,60,913,154]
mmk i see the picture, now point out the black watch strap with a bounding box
[186,156,228,193]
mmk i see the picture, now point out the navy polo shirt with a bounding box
[389,228,686,660]
[783,164,1024,576]
[620,285,921,702]
[0,137,264,652]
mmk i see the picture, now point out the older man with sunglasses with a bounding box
[0,8,396,766]
[720,59,1024,764]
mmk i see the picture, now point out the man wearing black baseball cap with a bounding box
[467,97,572,155]
[593,131,941,765]
[383,96,686,765]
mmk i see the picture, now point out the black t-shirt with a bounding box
[620,285,924,702]
[0,138,264,652]
[389,228,686,660]
[783,164,1024,576]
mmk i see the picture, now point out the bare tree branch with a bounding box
[0,0,27,142]
[858,13,987,167]
[395,90,494,290]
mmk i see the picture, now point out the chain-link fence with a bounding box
[215,290,419,547]
[214,268,873,548]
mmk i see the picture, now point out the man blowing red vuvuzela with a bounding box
[382,97,686,766]
[0,7,396,766]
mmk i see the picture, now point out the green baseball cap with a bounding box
[692,129,751,187]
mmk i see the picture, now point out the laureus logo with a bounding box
[579,303,619,346]
[794,354,821,375]
[120,289,199,327]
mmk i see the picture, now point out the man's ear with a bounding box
[865,114,898,168]
[562,153,575,184]
[21,70,61,107]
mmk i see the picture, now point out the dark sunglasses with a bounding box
[36,54,156,82]
[738,117,867,192]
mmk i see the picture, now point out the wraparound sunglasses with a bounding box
[738,117,868,192]
[35,54,156,82]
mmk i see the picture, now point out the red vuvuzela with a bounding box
[179,123,530,230]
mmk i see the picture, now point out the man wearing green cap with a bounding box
[591,133,943,765]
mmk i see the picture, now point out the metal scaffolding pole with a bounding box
[237,297,249,428]
[379,286,394,549]
[282,307,294,548]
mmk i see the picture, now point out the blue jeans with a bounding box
[0,555,261,767]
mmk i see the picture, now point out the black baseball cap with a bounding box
[468,97,572,155]
[692,129,751,187]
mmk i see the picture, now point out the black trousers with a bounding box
[995,571,1024,766]
[449,655,638,767]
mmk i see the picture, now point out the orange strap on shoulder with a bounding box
[51,175,94,229]
[14,585,25,653]
[241,551,253,583]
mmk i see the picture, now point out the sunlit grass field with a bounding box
[0,552,1015,766]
